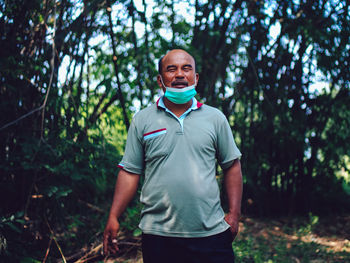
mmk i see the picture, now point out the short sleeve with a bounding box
[216,116,242,170]
[118,118,144,174]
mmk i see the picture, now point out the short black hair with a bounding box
[158,56,164,75]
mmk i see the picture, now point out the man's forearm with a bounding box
[104,169,140,255]
[224,159,243,218]
[108,169,140,219]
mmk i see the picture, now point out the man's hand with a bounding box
[103,216,120,256]
[224,213,240,240]
[103,169,140,256]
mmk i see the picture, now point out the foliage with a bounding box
[0,0,349,261]
[234,216,350,263]
[0,133,120,262]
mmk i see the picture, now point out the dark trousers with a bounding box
[142,229,235,263]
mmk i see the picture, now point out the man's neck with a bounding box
[163,97,193,118]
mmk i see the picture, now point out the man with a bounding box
[103,49,243,263]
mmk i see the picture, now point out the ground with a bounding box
[72,215,350,263]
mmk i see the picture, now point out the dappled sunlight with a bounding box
[235,216,350,261]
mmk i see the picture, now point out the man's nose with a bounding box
[175,69,185,78]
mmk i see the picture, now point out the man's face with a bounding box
[157,49,199,92]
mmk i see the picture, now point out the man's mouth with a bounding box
[171,81,188,88]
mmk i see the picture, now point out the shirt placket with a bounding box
[159,97,197,134]
[165,109,189,134]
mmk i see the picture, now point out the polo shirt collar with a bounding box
[156,96,203,111]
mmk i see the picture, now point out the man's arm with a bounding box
[223,159,243,240]
[103,169,140,255]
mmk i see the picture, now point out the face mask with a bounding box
[160,76,197,104]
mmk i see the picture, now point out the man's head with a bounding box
[157,49,199,93]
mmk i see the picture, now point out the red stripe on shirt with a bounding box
[143,128,167,137]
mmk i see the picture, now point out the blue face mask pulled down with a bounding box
[160,77,197,104]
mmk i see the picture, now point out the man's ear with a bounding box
[195,73,199,85]
[157,75,165,92]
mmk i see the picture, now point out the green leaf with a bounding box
[133,228,142,237]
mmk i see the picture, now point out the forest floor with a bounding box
[74,214,350,263]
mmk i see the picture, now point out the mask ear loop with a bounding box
[159,75,167,89]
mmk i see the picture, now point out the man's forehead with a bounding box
[162,49,195,66]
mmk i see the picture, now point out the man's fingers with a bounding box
[110,241,119,253]
[111,237,119,250]
[111,227,119,244]
[108,237,119,255]
[230,223,239,240]
[103,219,120,255]
[106,228,119,255]
[103,233,120,255]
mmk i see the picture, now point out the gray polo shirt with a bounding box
[118,97,241,237]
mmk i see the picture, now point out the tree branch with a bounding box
[106,1,130,130]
